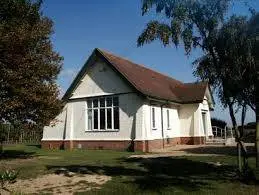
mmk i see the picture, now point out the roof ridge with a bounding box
[97,48,183,85]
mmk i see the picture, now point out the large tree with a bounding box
[0,0,63,139]
[194,14,256,126]
[193,14,257,170]
[137,0,258,167]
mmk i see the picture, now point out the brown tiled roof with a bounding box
[98,49,208,104]
[63,48,209,104]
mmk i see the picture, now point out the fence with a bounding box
[0,123,41,144]
[211,126,234,140]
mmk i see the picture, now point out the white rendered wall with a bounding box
[71,59,133,99]
[162,106,181,139]
[142,103,181,140]
[71,93,144,141]
[43,58,144,141]
[178,98,213,138]
[179,104,199,137]
[42,105,67,141]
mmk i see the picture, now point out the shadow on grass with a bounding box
[180,145,256,157]
[46,157,238,192]
[26,144,41,149]
[0,149,35,160]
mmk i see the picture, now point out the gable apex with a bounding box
[62,48,213,106]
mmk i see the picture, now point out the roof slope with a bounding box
[63,48,209,104]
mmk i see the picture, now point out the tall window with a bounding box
[87,96,119,131]
[151,107,156,129]
[167,109,171,129]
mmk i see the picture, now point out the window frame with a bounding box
[151,106,157,130]
[86,96,119,132]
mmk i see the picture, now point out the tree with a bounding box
[193,14,257,171]
[137,0,258,167]
[0,0,63,150]
[246,13,259,168]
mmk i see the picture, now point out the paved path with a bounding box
[130,143,255,158]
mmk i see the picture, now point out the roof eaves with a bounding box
[62,48,98,101]
[96,48,147,97]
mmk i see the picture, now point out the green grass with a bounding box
[1,144,258,194]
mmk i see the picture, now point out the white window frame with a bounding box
[86,96,119,131]
[151,106,157,130]
[167,109,171,130]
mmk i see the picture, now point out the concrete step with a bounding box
[206,142,225,145]
[206,139,226,145]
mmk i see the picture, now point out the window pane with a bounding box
[107,108,112,129]
[87,109,92,130]
[113,107,119,129]
[87,100,92,108]
[113,97,118,106]
[93,99,98,107]
[106,97,112,107]
[94,109,98,129]
[100,98,105,107]
[152,107,155,128]
[100,108,105,129]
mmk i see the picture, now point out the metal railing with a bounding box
[211,126,234,140]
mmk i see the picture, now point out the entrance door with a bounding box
[202,112,207,140]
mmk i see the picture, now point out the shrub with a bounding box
[211,118,227,129]
[0,169,18,189]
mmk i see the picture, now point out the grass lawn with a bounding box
[0,144,258,194]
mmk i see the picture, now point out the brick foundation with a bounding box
[41,136,204,152]
[180,137,205,145]
[41,140,65,150]
[134,137,181,152]
[41,140,132,151]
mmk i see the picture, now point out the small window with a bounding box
[113,97,119,107]
[87,109,92,130]
[93,99,98,107]
[113,107,119,129]
[167,109,171,129]
[106,97,112,107]
[100,108,105,129]
[106,108,112,129]
[87,100,92,108]
[100,98,105,107]
[93,109,98,129]
[152,107,156,129]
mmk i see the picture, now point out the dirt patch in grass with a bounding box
[37,156,61,160]
[1,173,111,194]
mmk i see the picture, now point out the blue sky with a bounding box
[42,0,258,125]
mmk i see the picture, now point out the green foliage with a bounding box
[211,117,227,129]
[0,169,18,188]
[0,0,63,127]
[193,14,257,113]
[138,0,256,129]
[138,0,231,54]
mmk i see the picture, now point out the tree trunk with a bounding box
[256,35,259,168]
[256,115,259,167]
[228,101,237,129]
[241,104,246,138]
[256,80,259,167]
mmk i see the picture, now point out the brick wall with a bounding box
[180,137,205,145]
[42,136,205,152]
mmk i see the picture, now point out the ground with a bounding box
[0,144,258,194]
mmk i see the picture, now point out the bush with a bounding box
[211,118,227,129]
[0,169,18,189]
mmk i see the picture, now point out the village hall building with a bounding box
[42,48,214,152]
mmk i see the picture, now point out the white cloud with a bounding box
[59,68,78,79]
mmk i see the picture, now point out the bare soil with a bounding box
[1,173,111,194]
